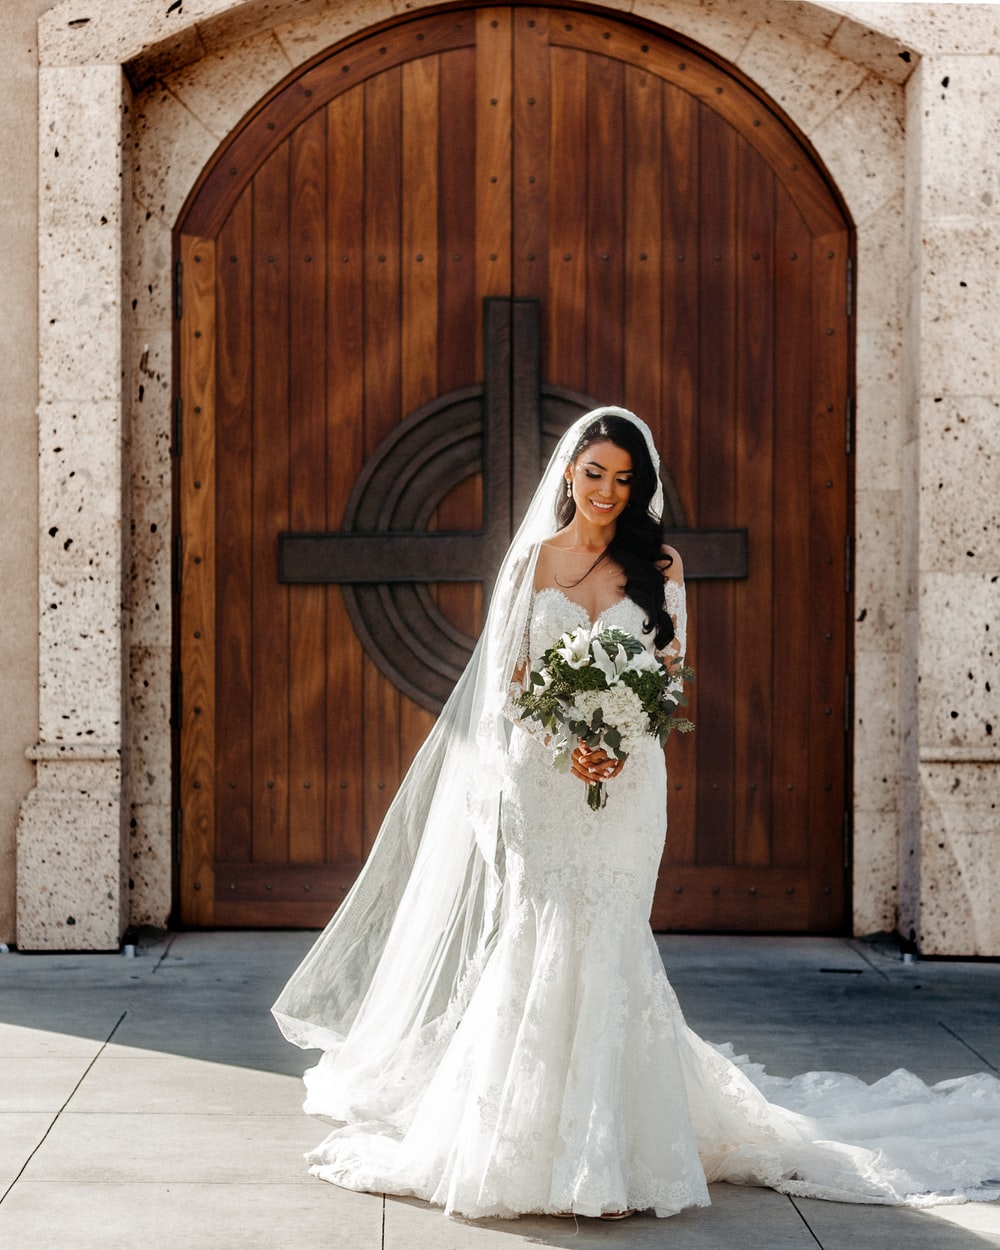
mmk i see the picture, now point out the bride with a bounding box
[273,407,1000,1220]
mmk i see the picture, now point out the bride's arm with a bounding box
[656,544,688,682]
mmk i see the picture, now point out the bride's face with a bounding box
[566,439,634,530]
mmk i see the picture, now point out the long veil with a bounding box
[271,407,662,1122]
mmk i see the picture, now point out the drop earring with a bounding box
[565,479,572,497]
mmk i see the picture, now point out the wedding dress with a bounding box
[274,408,1000,1220]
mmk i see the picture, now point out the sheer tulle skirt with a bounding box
[302,707,1000,1219]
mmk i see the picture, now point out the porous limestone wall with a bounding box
[0,1,53,946]
[9,0,999,952]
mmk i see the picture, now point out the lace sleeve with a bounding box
[662,579,687,661]
[501,604,555,751]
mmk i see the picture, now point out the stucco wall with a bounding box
[0,1,52,945]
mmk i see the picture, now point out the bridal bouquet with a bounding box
[515,621,694,810]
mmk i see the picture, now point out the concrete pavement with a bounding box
[1,930,998,1249]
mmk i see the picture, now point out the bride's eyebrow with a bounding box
[585,458,633,475]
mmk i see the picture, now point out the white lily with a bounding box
[625,648,661,674]
[554,626,593,669]
[591,637,628,686]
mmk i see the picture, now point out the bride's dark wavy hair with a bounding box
[555,414,675,650]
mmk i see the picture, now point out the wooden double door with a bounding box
[175,6,853,931]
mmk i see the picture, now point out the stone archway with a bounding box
[20,0,914,949]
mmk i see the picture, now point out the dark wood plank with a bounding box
[401,53,440,411]
[362,66,404,852]
[545,43,587,387]
[659,81,700,524]
[693,106,738,867]
[512,7,551,304]
[808,229,851,930]
[623,63,662,423]
[325,87,366,872]
[770,190,814,872]
[732,142,775,869]
[288,110,329,866]
[437,46,478,392]
[585,52,625,400]
[250,144,291,868]
[179,234,218,925]
[476,8,512,302]
[213,199,254,872]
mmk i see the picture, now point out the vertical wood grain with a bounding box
[288,111,329,865]
[251,146,291,867]
[179,234,217,923]
[325,86,366,871]
[214,200,253,870]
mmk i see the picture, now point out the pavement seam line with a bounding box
[938,1020,998,1073]
[0,1010,128,1207]
[848,939,891,982]
[788,1195,825,1248]
[151,933,178,973]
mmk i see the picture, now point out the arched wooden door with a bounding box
[175,6,852,931]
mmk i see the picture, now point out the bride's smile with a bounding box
[565,442,633,537]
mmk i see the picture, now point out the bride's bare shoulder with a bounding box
[534,537,565,588]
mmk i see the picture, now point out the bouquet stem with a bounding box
[586,781,608,811]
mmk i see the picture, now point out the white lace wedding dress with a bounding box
[301,587,1000,1219]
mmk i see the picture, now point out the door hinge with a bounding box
[174,533,183,595]
[173,396,183,458]
[173,805,183,865]
[846,257,854,317]
[174,259,183,320]
[844,533,853,595]
[845,394,854,456]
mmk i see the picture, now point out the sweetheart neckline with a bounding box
[533,585,636,625]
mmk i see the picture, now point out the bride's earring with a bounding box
[565,479,572,497]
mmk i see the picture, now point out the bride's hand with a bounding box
[571,742,624,783]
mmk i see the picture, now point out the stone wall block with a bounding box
[131,87,219,226]
[827,14,913,84]
[918,761,1000,956]
[275,0,398,68]
[16,753,124,951]
[167,32,292,141]
[128,801,173,928]
[918,572,999,750]
[851,808,900,935]
[38,572,123,744]
[810,71,904,225]
[631,0,756,62]
[39,66,125,230]
[39,0,229,68]
[38,400,121,569]
[830,6,1000,58]
[38,228,122,404]
[917,56,1000,221]
[130,331,173,494]
[856,193,905,333]
[735,26,868,136]
[853,488,903,653]
[129,644,172,810]
[854,331,903,490]
[196,0,331,55]
[128,489,172,650]
[919,396,1000,574]
[920,224,1000,396]
[853,648,900,811]
[128,206,174,333]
